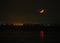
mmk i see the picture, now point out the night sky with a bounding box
[0,0,60,24]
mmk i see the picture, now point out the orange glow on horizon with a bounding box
[11,22,24,26]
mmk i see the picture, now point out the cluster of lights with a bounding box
[11,22,24,26]
[13,24,23,26]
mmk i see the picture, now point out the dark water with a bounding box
[0,25,60,43]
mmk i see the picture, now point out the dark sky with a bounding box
[0,0,60,24]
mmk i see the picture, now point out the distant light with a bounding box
[13,24,23,26]
[47,24,50,26]
[18,24,23,26]
[3,24,6,26]
[39,9,45,14]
